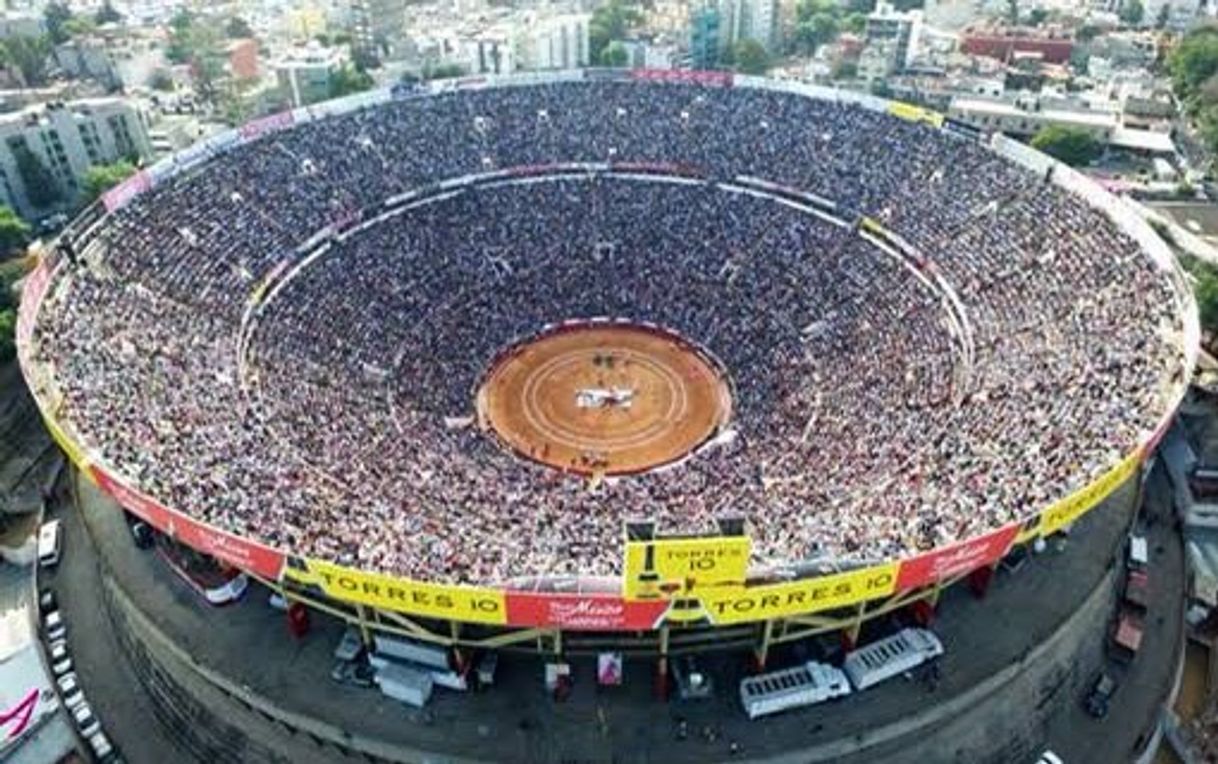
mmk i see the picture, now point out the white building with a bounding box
[718,0,780,52]
[523,13,590,70]
[273,44,345,108]
[450,10,590,74]
[0,98,151,216]
[864,1,923,71]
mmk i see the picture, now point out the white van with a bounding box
[38,520,63,568]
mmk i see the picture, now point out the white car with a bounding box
[88,730,114,760]
[43,610,66,642]
[72,703,101,738]
[1036,752,1064,764]
[51,656,73,677]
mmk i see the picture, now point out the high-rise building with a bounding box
[689,5,721,68]
[0,98,152,216]
[717,0,779,52]
[350,0,408,65]
[863,1,923,71]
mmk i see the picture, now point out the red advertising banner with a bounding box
[505,592,669,631]
[89,465,285,580]
[630,69,733,87]
[895,523,1020,591]
[238,110,295,141]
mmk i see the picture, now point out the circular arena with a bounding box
[18,72,1195,637]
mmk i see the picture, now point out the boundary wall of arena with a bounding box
[14,68,1200,634]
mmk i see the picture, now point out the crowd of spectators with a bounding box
[32,80,1187,585]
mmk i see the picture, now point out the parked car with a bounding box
[44,610,66,641]
[56,673,85,711]
[88,730,114,761]
[51,654,73,677]
[38,588,57,614]
[1085,672,1117,719]
[38,520,63,568]
[129,521,154,550]
[1035,752,1063,764]
[72,702,101,738]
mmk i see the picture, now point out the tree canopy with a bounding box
[0,36,52,87]
[589,0,642,65]
[13,145,60,209]
[1030,125,1102,166]
[329,63,375,99]
[83,160,137,201]
[225,16,254,39]
[732,39,770,75]
[0,207,30,258]
[599,41,629,67]
[95,2,122,25]
[793,0,846,54]
[1119,0,1144,25]
[1169,28,1218,156]
[1182,254,1218,334]
[43,3,73,45]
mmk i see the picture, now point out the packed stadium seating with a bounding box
[32,81,1185,584]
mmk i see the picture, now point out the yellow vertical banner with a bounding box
[622,536,751,599]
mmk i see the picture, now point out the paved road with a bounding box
[39,471,189,764]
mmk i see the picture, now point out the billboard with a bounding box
[0,647,57,754]
[89,465,284,580]
[505,592,668,630]
[622,535,751,599]
[1037,450,1141,536]
[697,563,898,625]
[895,523,1019,591]
[887,101,945,128]
[283,558,507,625]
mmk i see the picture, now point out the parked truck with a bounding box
[843,628,943,691]
[739,661,851,719]
[374,663,433,708]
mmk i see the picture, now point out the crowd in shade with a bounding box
[34,81,1186,585]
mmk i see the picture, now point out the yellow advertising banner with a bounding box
[887,101,946,128]
[1035,450,1142,538]
[283,558,507,625]
[698,563,899,625]
[622,535,751,599]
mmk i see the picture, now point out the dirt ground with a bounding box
[477,324,732,476]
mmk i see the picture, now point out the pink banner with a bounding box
[15,259,50,352]
[238,110,296,141]
[630,69,733,87]
[101,170,152,212]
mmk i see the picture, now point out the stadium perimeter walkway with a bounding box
[61,466,1182,764]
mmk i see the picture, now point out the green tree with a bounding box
[589,0,642,64]
[1156,3,1171,28]
[1170,28,1218,108]
[1076,24,1101,42]
[82,160,136,201]
[43,3,73,45]
[1006,0,1019,25]
[1183,254,1218,332]
[0,309,14,363]
[328,63,374,98]
[844,11,867,34]
[95,2,122,25]
[226,16,254,38]
[166,10,195,64]
[63,16,96,38]
[1030,125,1103,166]
[1026,8,1048,25]
[0,207,30,257]
[422,62,465,80]
[12,145,60,209]
[1119,0,1144,25]
[599,41,629,67]
[732,39,770,74]
[148,68,174,91]
[1,36,52,87]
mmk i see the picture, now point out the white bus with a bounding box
[843,628,943,691]
[739,661,851,719]
[38,520,63,568]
